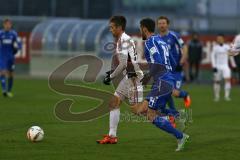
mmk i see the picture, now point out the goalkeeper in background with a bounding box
[0,18,22,97]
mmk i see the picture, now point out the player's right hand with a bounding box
[103,71,112,85]
[213,68,218,73]
[103,76,111,85]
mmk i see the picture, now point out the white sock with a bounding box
[214,83,220,99]
[109,108,120,137]
[224,82,231,99]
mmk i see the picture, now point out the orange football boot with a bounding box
[169,116,176,128]
[96,135,118,144]
[184,95,191,108]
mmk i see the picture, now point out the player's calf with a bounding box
[224,78,231,101]
[0,72,7,96]
[213,81,221,101]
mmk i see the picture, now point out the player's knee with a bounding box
[109,95,121,110]
[0,70,7,75]
[225,78,231,83]
[8,72,14,77]
[5,71,12,78]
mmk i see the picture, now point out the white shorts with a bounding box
[114,76,143,104]
[214,67,231,81]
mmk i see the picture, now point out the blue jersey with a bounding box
[0,29,21,60]
[144,35,173,81]
[159,31,184,71]
[144,35,176,113]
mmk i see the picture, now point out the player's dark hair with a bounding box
[157,16,170,24]
[217,33,224,37]
[109,16,126,31]
[140,18,155,33]
[3,18,11,23]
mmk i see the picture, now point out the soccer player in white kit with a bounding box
[97,16,143,144]
[211,34,236,101]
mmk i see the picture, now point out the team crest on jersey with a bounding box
[150,47,157,54]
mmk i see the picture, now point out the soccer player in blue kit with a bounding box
[0,19,21,97]
[157,16,191,110]
[131,18,189,151]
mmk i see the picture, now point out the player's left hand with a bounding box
[213,68,218,73]
[13,48,18,55]
[232,67,238,73]
[175,65,183,72]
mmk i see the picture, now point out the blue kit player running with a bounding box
[157,16,191,109]
[131,18,189,151]
[0,19,21,97]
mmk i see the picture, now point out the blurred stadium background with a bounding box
[2,0,240,82]
[1,1,240,159]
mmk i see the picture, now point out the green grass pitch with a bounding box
[0,78,240,160]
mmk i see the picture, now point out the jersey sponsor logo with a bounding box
[2,39,13,44]
[157,40,167,45]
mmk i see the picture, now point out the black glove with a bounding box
[175,65,183,72]
[103,76,111,85]
[105,70,112,75]
[213,68,218,73]
[13,48,18,55]
[103,70,112,85]
[140,72,151,85]
[232,67,238,73]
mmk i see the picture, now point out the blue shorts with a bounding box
[0,58,15,71]
[146,79,174,111]
[172,71,183,90]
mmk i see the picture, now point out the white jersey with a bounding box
[110,32,143,79]
[109,32,143,104]
[211,44,230,69]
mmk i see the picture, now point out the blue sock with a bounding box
[0,75,7,93]
[153,116,183,139]
[167,96,176,110]
[8,77,13,92]
[178,90,188,98]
